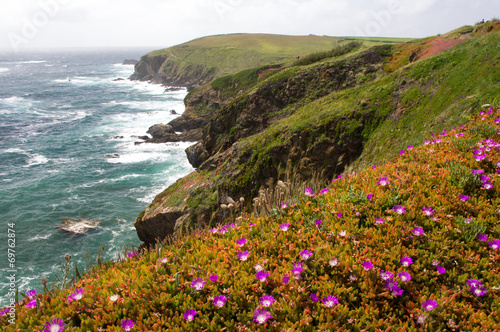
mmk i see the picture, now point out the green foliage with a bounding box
[8,108,500,331]
[291,41,362,66]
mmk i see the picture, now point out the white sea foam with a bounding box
[23,154,49,167]
[0,67,8,73]
[28,233,52,241]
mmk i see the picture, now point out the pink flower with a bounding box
[304,188,315,197]
[361,261,373,271]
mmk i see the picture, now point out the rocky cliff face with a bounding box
[134,46,392,247]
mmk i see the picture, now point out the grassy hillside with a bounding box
[131,33,411,87]
[7,107,500,331]
[137,23,500,237]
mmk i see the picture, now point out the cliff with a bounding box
[135,23,500,247]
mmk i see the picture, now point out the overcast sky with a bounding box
[1,0,499,52]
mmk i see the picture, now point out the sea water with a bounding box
[0,48,194,304]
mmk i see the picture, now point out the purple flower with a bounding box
[255,270,270,282]
[322,295,339,307]
[400,256,413,267]
[474,154,486,161]
[291,262,304,276]
[260,295,275,307]
[319,188,329,195]
[380,270,393,280]
[26,298,37,308]
[459,195,469,202]
[337,212,343,218]
[237,250,250,261]
[279,222,290,231]
[304,188,315,197]
[489,240,500,249]
[329,257,338,267]
[422,299,438,311]
[416,314,427,324]
[0,308,7,317]
[158,258,168,264]
[68,288,84,302]
[361,261,373,271]
[422,207,434,216]
[127,252,135,258]
[121,319,135,331]
[411,227,425,236]
[213,295,227,308]
[282,276,290,284]
[471,286,488,297]
[315,219,322,227]
[436,266,446,274]
[375,218,385,224]
[377,177,389,186]
[43,318,65,332]
[236,238,247,247]
[467,279,483,288]
[391,285,404,296]
[407,145,414,150]
[477,234,488,242]
[393,205,406,214]
[367,193,373,201]
[310,293,319,302]
[472,169,484,174]
[191,277,206,291]
[432,260,440,266]
[280,202,289,209]
[480,175,491,182]
[482,182,493,190]
[399,150,405,155]
[26,290,36,298]
[397,272,411,282]
[299,249,313,260]
[253,308,272,324]
[183,309,197,322]
[209,274,219,282]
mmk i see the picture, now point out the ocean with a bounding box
[0,48,194,304]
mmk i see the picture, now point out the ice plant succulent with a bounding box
[236,238,247,247]
[299,249,313,260]
[121,319,135,331]
[237,250,250,261]
[422,207,435,216]
[279,222,290,231]
[489,240,500,249]
[304,187,315,197]
[183,309,197,322]
[322,295,339,307]
[377,177,389,186]
[361,261,373,271]
[253,308,272,324]
[400,256,413,267]
[397,272,411,282]
[68,289,84,302]
[255,270,270,282]
[43,318,65,332]
[411,226,425,236]
[422,299,438,311]
[260,295,275,307]
[191,277,206,291]
[212,295,227,308]
[393,205,406,214]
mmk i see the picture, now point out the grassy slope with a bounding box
[144,33,412,82]
[141,26,500,229]
[9,108,500,331]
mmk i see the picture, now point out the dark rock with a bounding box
[170,109,178,115]
[113,78,125,81]
[109,136,124,139]
[106,154,120,159]
[134,207,184,246]
[186,142,209,168]
[123,59,139,65]
[147,123,175,139]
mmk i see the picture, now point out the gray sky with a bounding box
[1,0,499,52]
